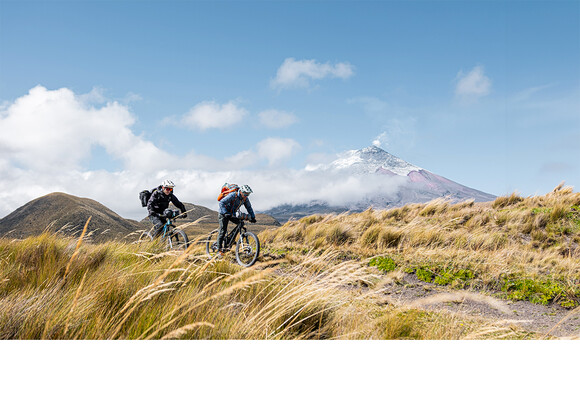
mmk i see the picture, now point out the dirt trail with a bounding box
[379,271,580,339]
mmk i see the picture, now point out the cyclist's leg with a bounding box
[217,213,230,250]
[149,215,166,238]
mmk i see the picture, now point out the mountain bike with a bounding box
[139,210,189,251]
[205,214,260,267]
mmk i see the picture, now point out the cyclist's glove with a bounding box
[163,209,174,218]
[180,212,187,219]
[250,218,256,223]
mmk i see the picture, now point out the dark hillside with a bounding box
[0,192,145,242]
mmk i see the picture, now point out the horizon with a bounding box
[1,1,578,220]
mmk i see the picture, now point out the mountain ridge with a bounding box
[267,146,496,222]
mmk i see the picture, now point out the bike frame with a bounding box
[161,219,176,238]
[223,218,246,249]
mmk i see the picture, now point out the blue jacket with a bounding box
[219,191,255,219]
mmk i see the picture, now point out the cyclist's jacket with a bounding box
[147,186,186,218]
[219,191,256,219]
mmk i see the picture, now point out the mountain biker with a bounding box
[217,184,256,255]
[147,179,187,238]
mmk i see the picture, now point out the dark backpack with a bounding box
[139,187,158,207]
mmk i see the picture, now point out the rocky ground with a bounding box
[380,271,580,339]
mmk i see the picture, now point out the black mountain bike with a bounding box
[206,215,260,267]
[139,210,189,251]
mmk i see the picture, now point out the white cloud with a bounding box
[271,58,355,89]
[256,137,301,165]
[179,101,248,131]
[0,86,407,222]
[372,131,388,148]
[258,109,298,129]
[455,65,492,100]
[0,85,152,172]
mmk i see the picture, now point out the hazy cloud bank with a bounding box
[0,86,403,221]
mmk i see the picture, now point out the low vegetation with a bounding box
[1,184,579,339]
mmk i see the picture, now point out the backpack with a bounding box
[139,187,158,207]
[217,183,239,201]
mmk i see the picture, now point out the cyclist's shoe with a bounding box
[217,249,226,258]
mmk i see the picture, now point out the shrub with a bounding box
[501,276,577,307]
[369,256,397,273]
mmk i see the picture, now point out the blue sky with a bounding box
[0,0,579,219]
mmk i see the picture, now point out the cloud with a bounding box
[271,58,354,89]
[256,137,301,165]
[178,101,248,131]
[0,86,409,223]
[0,85,160,173]
[455,65,491,100]
[372,131,388,148]
[258,109,298,129]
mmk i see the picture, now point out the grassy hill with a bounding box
[0,185,578,340]
[0,192,145,242]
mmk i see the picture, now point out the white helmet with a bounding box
[239,184,253,195]
[162,179,175,188]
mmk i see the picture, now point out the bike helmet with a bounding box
[162,179,175,189]
[239,185,253,195]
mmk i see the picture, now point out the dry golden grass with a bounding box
[2,185,579,340]
[261,186,580,326]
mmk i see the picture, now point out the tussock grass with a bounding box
[3,185,579,340]
[263,186,580,314]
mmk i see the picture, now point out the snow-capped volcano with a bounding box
[325,145,421,176]
[266,146,496,222]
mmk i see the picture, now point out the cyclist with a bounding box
[147,179,187,238]
[217,184,256,255]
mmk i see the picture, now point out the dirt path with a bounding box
[379,271,580,339]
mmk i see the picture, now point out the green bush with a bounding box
[501,276,578,307]
[369,256,397,273]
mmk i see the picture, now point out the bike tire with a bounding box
[167,229,189,251]
[205,229,219,259]
[235,231,260,267]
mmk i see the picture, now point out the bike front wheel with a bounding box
[167,229,189,251]
[205,230,219,259]
[235,231,260,267]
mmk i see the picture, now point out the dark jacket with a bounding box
[218,191,255,219]
[147,186,186,217]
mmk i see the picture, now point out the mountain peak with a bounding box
[329,145,421,176]
[361,145,386,154]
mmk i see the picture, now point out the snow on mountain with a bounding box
[326,146,422,176]
[266,146,496,222]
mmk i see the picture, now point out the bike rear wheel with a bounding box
[205,230,219,259]
[167,229,189,251]
[235,231,259,267]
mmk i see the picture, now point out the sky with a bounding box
[0,0,579,220]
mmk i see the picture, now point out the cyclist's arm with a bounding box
[171,194,187,214]
[243,198,256,220]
